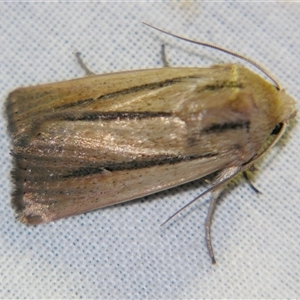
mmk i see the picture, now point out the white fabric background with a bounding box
[0,2,299,298]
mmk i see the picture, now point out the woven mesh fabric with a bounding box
[1,2,299,298]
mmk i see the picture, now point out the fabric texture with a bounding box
[0,2,299,298]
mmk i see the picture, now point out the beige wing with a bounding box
[6,65,269,224]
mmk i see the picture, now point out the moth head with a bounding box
[277,90,297,123]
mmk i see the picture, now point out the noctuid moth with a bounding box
[6,23,296,263]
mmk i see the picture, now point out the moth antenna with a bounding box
[143,22,282,90]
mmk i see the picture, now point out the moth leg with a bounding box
[205,186,223,264]
[205,166,240,264]
[161,45,170,67]
[243,167,262,194]
[75,52,96,76]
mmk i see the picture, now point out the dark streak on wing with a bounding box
[62,111,172,121]
[203,81,243,91]
[14,111,173,147]
[62,153,219,178]
[56,78,184,110]
[55,79,243,111]
[203,121,250,134]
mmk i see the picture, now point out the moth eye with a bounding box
[271,123,283,135]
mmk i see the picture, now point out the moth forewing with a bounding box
[6,27,297,263]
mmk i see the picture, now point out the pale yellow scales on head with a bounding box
[5,23,297,263]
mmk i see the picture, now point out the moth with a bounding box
[6,23,296,263]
